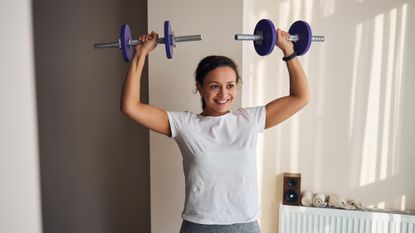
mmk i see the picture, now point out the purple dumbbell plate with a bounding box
[120,24,133,62]
[254,19,276,56]
[289,21,312,56]
[164,21,173,59]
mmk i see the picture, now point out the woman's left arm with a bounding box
[265,29,311,129]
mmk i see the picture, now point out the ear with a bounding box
[196,82,203,96]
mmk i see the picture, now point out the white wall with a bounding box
[0,1,43,233]
[242,0,415,232]
[148,1,243,232]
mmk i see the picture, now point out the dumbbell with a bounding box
[235,19,324,56]
[94,20,202,62]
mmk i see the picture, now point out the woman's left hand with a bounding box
[275,29,294,55]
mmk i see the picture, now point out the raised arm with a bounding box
[265,29,311,129]
[120,32,171,136]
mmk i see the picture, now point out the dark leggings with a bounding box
[179,220,262,233]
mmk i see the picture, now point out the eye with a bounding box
[210,84,219,90]
[226,84,235,89]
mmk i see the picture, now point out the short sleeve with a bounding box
[243,106,266,132]
[167,111,190,138]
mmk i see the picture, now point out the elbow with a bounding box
[298,87,311,107]
[120,99,127,113]
[303,94,311,106]
[120,100,135,116]
[120,104,130,117]
[294,94,311,110]
[120,103,128,115]
[300,94,311,109]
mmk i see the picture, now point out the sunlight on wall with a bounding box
[348,23,362,141]
[378,201,386,209]
[304,0,314,21]
[243,1,413,233]
[320,0,335,17]
[292,0,303,20]
[401,195,406,211]
[278,0,314,27]
[359,3,408,188]
[259,10,270,22]
[256,61,266,107]
[278,1,291,28]
[275,56,286,174]
[274,0,303,174]
[257,134,265,203]
[255,60,266,203]
[359,14,384,187]
[391,3,407,177]
[380,8,397,180]
[289,117,300,171]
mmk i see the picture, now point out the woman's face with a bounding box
[198,66,237,116]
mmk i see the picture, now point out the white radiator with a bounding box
[279,204,415,233]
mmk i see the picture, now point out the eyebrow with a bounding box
[208,81,236,84]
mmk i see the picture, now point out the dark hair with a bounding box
[195,55,241,109]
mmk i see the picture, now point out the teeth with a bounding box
[216,100,228,104]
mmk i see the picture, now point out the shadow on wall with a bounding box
[243,0,413,232]
[32,0,151,232]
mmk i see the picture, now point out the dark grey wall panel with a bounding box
[33,0,150,232]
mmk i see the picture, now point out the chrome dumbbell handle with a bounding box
[234,34,324,42]
[94,34,202,49]
[93,42,120,48]
[174,35,202,43]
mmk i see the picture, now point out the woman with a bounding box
[121,29,310,233]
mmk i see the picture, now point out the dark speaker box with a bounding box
[282,173,301,205]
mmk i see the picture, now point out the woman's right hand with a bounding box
[134,31,158,57]
[122,30,170,136]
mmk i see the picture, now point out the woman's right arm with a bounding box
[120,32,171,136]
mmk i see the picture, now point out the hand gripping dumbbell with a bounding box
[235,19,324,56]
[94,20,202,62]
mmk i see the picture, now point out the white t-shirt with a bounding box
[167,106,266,224]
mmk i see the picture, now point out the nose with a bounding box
[218,86,226,97]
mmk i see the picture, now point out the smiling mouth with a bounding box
[215,99,230,104]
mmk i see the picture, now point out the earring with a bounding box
[192,88,198,94]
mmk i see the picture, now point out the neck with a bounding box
[200,108,230,117]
